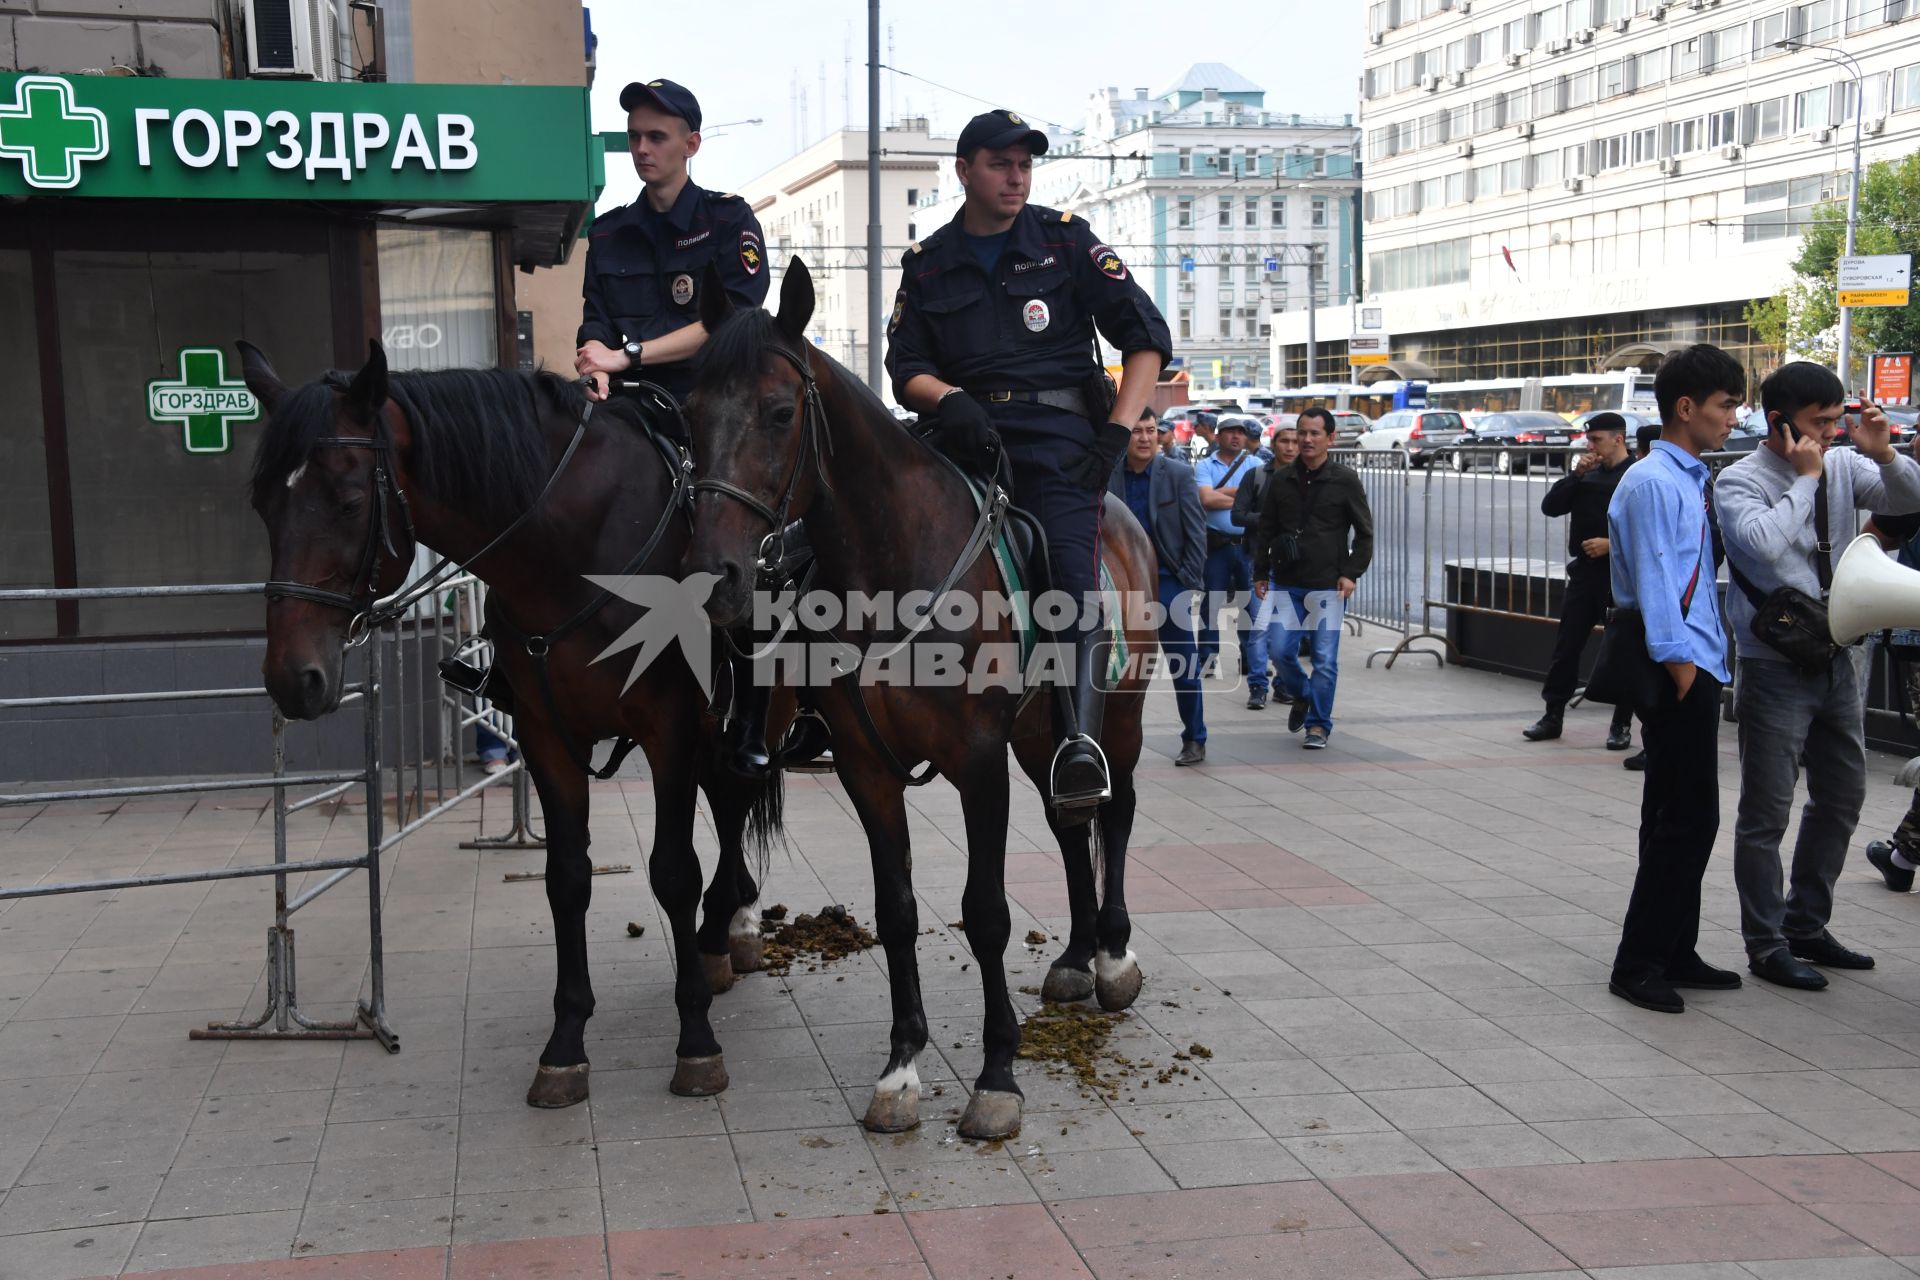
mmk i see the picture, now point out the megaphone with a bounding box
[1829,533,1920,645]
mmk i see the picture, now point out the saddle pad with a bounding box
[963,478,1127,684]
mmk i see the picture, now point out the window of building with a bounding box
[1447,37,1468,73]
[906,188,919,206]
[1505,87,1532,124]
[1270,196,1287,227]
[1367,237,1471,291]
[1473,95,1503,133]
[1178,308,1192,340]
[1631,125,1661,163]
[1246,250,1263,283]
[1178,196,1193,227]
[1311,196,1329,227]
[1708,108,1739,146]
[1536,5,1565,43]
[1838,71,1892,121]
[1449,104,1471,137]
[1637,45,1668,88]
[1897,62,1920,111]
[1563,141,1588,176]
[1530,149,1561,186]
[1752,95,1789,138]
[1792,0,1839,40]
[1847,0,1884,31]
[1445,171,1467,204]
[1178,148,1192,173]
[1501,157,1527,191]
[1753,10,1788,53]
[1596,133,1631,170]
[1217,198,1231,227]
[906,222,916,241]
[1243,198,1258,227]
[1599,58,1631,98]
[1473,163,1499,198]
[1420,176,1446,210]
[1668,116,1705,154]
[1371,0,1389,35]
[1795,84,1832,129]
[1673,35,1702,76]
[1219,308,1234,338]
[1532,78,1566,117]
[1504,15,1530,53]
[1476,26,1503,65]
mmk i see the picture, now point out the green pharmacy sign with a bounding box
[148,347,259,454]
[0,77,108,189]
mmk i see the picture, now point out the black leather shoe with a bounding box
[1667,955,1742,990]
[1749,949,1829,990]
[1606,724,1632,751]
[1522,707,1564,741]
[1623,749,1647,771]
[1174,740,1206,767]
[1247,687,1268,711]
[1789,933,1875,970]
[1867,841,1916,893]
[1609,973,1684,1013]
[1287,697,1309,733]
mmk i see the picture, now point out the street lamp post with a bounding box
[1780,40,1866,387]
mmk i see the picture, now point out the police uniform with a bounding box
[884,109,1172,812]
[580,79,771,407]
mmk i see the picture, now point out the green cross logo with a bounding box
[0,76,109,191]
[147,348,259,455]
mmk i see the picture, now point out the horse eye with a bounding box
[770,405,796,427]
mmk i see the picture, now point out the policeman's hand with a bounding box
[1582,536,1609,559]
[581,371,610,403]
[932,391,998,470]
[1336,576,1357,600]
[576,340,630,377]
[1856,396,1897,464]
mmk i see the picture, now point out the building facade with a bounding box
[737,120,944,396]
[917,65,1360,392]
[1281,0,1920,386]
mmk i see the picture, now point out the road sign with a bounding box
[1839,254,1912,308]
[1263,257,1279,273]
[1873,353,1914,404]
[147,347,258,454]
[1349,332,1391,366]
[1179,257,1195,273]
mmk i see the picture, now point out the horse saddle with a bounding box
[962,478,1126,682]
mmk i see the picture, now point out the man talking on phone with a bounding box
[1717,362,1920,990]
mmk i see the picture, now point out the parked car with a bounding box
[1837,403,1919,450]
[1447,411,1580,475]
[1354,408,1469,468]
[1329,409,1373,439]
[1715,421,1767,456]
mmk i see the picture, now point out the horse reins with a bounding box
[691,345,833,581]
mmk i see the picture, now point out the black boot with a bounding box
[1606,706,1632,751]
[1522,703,1565,741]
[1050,631,1112,816]
[723,653,774,779]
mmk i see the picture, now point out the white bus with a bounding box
[1424,372,1658,419]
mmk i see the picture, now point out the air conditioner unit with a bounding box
[1658,156,1679,174]
[1548,38,1571,52]
[1721,143,1743,159]
[1613,16,1631,30]
[1814,126,1834,142]
[1649,2,1669,17]
[1456,140,1475,157]
[1423,74,1443,91]
[1448,70,1467,85]
[245,0,321,78]
[1505,51,1524,65]
[1865,116,1888,135]
[1563,176,1585,191]
[1515,120,1535,138]
[1574,27,1596,42]
[1370,30,1385,43]
[1459,0,1472,11]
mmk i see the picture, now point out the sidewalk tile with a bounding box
[1521,1203,1875,1268]
[907,1202,1091,1279]
[450,1233,610,1279]
[1327,1170,1577,1277]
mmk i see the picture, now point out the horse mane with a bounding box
[250,366,622,524]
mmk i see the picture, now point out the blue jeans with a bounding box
[476,722,512,763]
[1263,584,1342,733]
[1200,542,1266,692]
[1158,576,1206,744]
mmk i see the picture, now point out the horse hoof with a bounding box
[862,1083,922,1133]
[729,932,764,975]
[525,1063,590,1109]
[1041,964,1095,1003]
[1095,950,1143,1012]
[670,1054,729,1096]
[702,951,736,995]
[957,1089,1023,1141]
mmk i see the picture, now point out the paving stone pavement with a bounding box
[8,648,1920,1276]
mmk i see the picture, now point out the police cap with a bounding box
[956,109,1049,159]
[620,78,703,131]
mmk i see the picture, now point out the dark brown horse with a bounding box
[682,262,1153,1140]
[242,342,786,1109]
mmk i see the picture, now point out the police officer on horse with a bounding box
[575,78,769,414]
[885,109,1173,815]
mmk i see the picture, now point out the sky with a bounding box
[588,0,1363,212]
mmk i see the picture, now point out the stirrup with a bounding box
[777,708,836,775]
[1049,733,1111,811]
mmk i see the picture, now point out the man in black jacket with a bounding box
[1524,413,1636,748]
[1251,410,1373,748]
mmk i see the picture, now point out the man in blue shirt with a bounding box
[1194,419,1269,706]
[1605,343,1745,1015]
[1110,408,1209,763]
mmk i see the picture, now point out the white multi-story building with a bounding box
[917,65,1360,391]
[738,120,944,396]
[1279,0,1920,387]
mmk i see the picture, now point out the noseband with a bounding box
[690,345,832,573]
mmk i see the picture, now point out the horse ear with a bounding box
[345,339,388,418]
[776,257,814,342]
[236,340,287,415]
[699,263,733,333]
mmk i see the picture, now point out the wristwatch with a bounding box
[623,339,644,368]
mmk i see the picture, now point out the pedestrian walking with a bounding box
[1524,413,1636,749]
[1250,409,1372,749]
[1718,362,1920,990]
[1195,419,1269,706]
[1606,343,1746,1014]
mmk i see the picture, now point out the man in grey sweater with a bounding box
[1717,361,1920,990]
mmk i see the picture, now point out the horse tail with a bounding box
[743,766,786,884]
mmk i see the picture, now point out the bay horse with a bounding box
[682,262,1154,1140]
[241,341,786,1109]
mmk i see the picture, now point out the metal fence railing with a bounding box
[0,573,533,1051]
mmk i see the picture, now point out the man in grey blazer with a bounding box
[1111,410,1210,764]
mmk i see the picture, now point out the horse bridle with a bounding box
[690,344,832,575]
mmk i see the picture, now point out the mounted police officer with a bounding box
[885,109,1173,816]
[575,77,787,775]
[575,78,769,414]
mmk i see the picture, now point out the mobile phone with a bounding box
[1769,412,1802,442]
[1845,399,1864,416]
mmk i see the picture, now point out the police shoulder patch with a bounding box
[739,230,764,276]
[1060,210,1073,223]
[1091,243,1128,281]
[907,241,923,256]
[887,288,906,337]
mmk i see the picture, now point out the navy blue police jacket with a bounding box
[578,181,771,400]
[884,203,1172,411]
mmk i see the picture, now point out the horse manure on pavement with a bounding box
[762,903,878,976]
[763,903,788,921]
[1016,1002,1132,1098]
[625,922,645,938]
[1024,930,1048,945]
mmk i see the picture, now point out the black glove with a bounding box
[930,391,1000,472]
[1070,421,1133,492]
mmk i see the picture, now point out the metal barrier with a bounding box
[0,574,530,1051]
[1325,447,1446,668]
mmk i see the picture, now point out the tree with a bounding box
[1756,149,1920,382]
